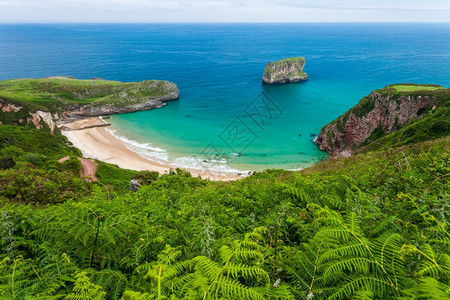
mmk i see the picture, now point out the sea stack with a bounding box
[262,57,309,84]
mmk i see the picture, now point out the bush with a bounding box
[132,170,160,185]
[0,156,15,169]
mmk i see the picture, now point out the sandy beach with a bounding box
[60,117,245,181]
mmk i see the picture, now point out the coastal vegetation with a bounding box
[0,83,449,299]
[0,77,178,110]
[0,77,179,126]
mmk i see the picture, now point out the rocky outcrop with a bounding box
[0,103,22,112]
[26,111,58,133]
[262,57,309,84]
[61,93,177,120]
[0,77,180,127]
[315,85,446,156]
[60,81,179,120]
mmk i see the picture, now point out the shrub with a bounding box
[0,156,15,169]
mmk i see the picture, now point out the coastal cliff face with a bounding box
[61,81,179,119]
[315,85,448,156]
[0,77,179,132]
[262,57,309,84]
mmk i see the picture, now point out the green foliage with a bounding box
[0,156,15,169]
[0,77,178,114]
[362,104,450,151]
[0,124,79,158]
[0,167,90,204]
[0,131,448,299]
[66,271,106,300]
[132,171,160,185]
[95,161,140,190]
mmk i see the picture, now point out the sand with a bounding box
[60,117,246,181]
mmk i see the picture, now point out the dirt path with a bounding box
[79,158,98,181]
[58,156,98,181]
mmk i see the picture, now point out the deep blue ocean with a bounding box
[0,24,449,172]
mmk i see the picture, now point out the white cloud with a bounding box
[0,0,449,22]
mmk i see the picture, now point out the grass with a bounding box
[0,77,178,113]
[391,84,444,92]
[276,57,305,63]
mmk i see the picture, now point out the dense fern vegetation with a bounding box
[0,127,449,298]
[0,82,449,299]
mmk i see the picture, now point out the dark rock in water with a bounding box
[299,152,305,155]
[184,114,193,118]
[262,57,309,85]
[310,133,317,138]
[298,134,302,137]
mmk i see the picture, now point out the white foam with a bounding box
[105,128,169,163]
[172,156,247,174]
[105,126,250,174]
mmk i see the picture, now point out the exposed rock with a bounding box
[27,113,42,130]
[129,179,141,192]
[27,111,58,133]
[0,103,22,112]
[60,81,179,120]
[315,86,445,156]
[60,123,111,131]
[262,57,309,84]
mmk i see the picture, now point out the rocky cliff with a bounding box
[315,84,449,156]
[262,57,309,84]
[0,77,179,131]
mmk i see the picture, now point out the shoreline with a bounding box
[60,117,247,181]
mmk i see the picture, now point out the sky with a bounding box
[0,0,449,23]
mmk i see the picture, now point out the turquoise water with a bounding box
[0,24,449,172]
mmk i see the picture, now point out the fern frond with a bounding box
[65,271,106,300]
[225,262,270,283]
[323,257,373,279]
[330,275,395,300]
[399,277,450,300]
[210,276,265,300]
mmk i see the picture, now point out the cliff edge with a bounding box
[315,84,449,156]
[0,77,179,132]
[262,57,309,84]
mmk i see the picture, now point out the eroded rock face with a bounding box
[315,92,437,156]
[27,111,58,133]
[61,87,179,120]
[262,57,309,84]
[0,103,22,112]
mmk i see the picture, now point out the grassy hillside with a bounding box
[0,77,178,112]
[0,82,448,299]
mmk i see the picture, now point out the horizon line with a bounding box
[1,21,450,25]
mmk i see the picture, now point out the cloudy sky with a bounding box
[0,0,449,23]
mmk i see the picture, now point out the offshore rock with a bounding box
[262,57,309,84]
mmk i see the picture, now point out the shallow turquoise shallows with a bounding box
[0,24,449,172]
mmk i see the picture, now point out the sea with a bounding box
[0,23,449,173]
